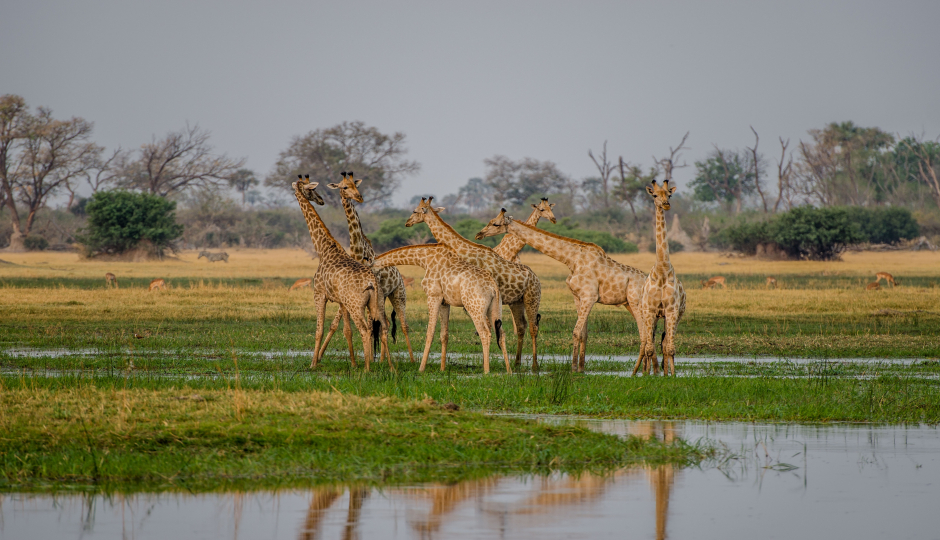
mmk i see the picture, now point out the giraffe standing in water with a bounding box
[291,175,390,371]
[632,178,686,376]
[492,197,557,262]
[372,244,511,373]
[476,210,646,372]
[319,171,415,364]
[408,198,542,371]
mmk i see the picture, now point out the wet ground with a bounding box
[2,419,937,539]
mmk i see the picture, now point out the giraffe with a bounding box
[476,209,646,372]
[320,171,416,363]
[291,175,390,371]
[372,244,511,373]
[632,179,686,376]
[105,272,117,288]
[492,197,557,263]
[408,197,542,371]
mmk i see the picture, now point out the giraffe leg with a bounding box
[349,309,373,373]
[524,286,541,373]
[319,308,343,361]
[339,309,355,367]
[389,286,416,363]
[571,296,596,373]
[663,310,680,376]
[420,299,442,372]
[494,304,512,374]
[633,307,657,376]
[469,308,492,374]
[311,293,328,369]
[508,302,527,368]
[438,304,450,372]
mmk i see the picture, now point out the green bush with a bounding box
[537,218,638,253]
[721,220,773,255]
[23,235,49,251]
[77,191,184,256]
[369,219,432,252]
[771,207,864,260]
[843,206,919,245]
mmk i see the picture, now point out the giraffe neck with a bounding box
[506,220,580,270]
[293,190,344,258]
[374,244,450,270]
[494,208,542,260]
[423,208,482,256]
[341,196,374,262]
[653,205,672,272]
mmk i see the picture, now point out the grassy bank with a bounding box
[0,385,704,492]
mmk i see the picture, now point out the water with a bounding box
[2,420,938,539]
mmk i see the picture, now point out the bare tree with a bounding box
[118,124,245,197]
[588,141,614,208]
[0,95,29,242]
[615,158,654,228]
[747,127,769,213]
[6,107,100,250]
[484,155,571,207]
[774,137,795,212]
[267,121,419,207]
[655,132,690,182]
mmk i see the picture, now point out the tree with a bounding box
[77,191,184,257]
[773,137,795,212]
[457,177,493,215]
[747,127,770,213]
[892,136,940,208]
[484,156,571,207]
[795,122,894,207]
[614,158,656,228]
[588,141,614,208]
[117,124,245,198]
[266,121,419,207]
[228,168,259,207]
[0,95,100,250]
[690,147,756,214]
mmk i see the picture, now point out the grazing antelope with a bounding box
[866,281,880,291]
[701,276,725,289]
[198,250,229,263]
[402,276,416,289]
[766,276,777,289]
[149,278,167,291]
[105,272,118,289]
[289,278,313,291]
[875,272,898,286]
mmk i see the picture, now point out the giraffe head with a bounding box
[646,179,677,211]
[475,208,513,239]
[327,171,365,203]
[405,197,445,227]
[531,197,557,224]
[292,175,325,205]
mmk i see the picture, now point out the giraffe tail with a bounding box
[372,318,381,351]
[536,313,541,328]
[390,310,398,343]
[494,319,502,343]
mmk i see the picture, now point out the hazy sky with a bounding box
[3,0,939,206]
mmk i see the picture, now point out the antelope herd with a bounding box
[96,170,908,375]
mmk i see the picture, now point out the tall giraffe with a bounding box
[632,179,686,376]
[407,198,542,371]
[320,171,416,363]
[476,210,647,372]
[291,175,390,371]
[492,197,557,262]
[372,244,511,373]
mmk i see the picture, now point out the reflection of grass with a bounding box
[0,384,707,492]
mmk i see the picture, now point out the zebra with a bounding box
[198,250,229,263]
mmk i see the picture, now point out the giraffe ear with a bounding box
[646,185,655,195]
[355,178,363,187]
[531,204,538,209]
[307,182,319,189]
[668,186,677,195]
[434,207,446,213]
[549,203,556,208]
[327,183,340,189]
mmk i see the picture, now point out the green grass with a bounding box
[0,383,706,493]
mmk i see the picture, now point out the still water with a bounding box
[2,420,937,540]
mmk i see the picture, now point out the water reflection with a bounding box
[3,421,938,539]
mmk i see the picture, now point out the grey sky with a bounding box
[3,0,939,206]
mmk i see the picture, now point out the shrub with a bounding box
[843,206,920,245]
[539,218,638,253]
[77,191,184,256]
[23,235,48,251]
[369,219,432,252]
[721,220,773,255]
[770,207,864,260]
